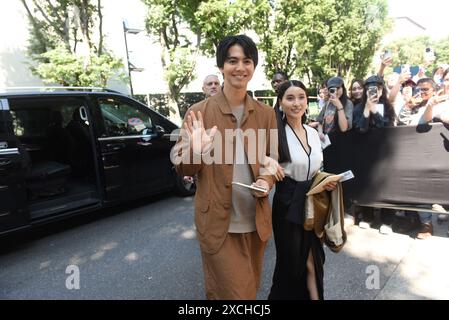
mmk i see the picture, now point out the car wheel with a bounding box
[175,175,196,197]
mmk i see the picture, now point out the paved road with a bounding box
[0,193,448,300]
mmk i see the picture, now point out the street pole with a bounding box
[123,21,134,96]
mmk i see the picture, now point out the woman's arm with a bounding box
[388,70,410,106]
[334,99,349,132]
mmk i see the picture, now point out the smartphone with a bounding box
[383,50,392,60]
[368,86,378,99]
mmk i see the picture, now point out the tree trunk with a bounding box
[166,94,182,126]
[159,30,182,126]
[97,0,103,55]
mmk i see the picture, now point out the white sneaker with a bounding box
[358,221,371,229]
[379,224,393,235]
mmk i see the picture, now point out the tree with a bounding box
[433,36,449,67]
[384,36,432,67]
[21,0,124,87]
[194,0,265,56]
[384,36,449,77]
[143,0,258,124]
[253,0,390,86]
[143,0,202,125]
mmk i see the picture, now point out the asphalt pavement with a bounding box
[0,194,448,300]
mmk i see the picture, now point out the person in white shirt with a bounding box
[268,80,336,300]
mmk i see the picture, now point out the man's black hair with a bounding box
[273,70,289,80]
[417,78,438,90]
[216,34,258,68]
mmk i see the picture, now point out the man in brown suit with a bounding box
[172,35,278,299]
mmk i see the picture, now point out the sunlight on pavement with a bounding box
[125,252,139,262]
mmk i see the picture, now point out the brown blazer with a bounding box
[173,90,278,254]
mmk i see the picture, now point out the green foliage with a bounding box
[194,0,261,56]
[165,47,197,101]
[384,36,433,67]
[433,37,449,66]
[21,0,123,87]
[254,0,390,86]
[144,0,205,122]
[34,47,82,86]
[384,36,449,76]
[34,46,125,87]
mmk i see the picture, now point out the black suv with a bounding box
[0,88,194,235]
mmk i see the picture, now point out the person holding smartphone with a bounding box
[352,75,396,234]
[316,76,353,142]
[353,75,395,133]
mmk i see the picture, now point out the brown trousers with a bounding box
[200,232,267,300]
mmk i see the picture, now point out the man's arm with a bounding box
[256,109,278,191]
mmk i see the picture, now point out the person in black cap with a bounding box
[353,75,396,234]
[353,75,395,132]
[316,76,353,142]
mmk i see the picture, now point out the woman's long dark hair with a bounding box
[274,80,308,163]
[338,84,349,107]
[349,79,364,105]
[360,82,395,125]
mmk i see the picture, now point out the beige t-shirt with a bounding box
[228,104,257,233]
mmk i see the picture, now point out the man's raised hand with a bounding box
[184,110,217,155]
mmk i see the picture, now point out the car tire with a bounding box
[175,175,196,197]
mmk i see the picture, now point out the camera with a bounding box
[329,87,337,95]
[368,86,378,99]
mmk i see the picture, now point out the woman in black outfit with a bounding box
[268,81,336,300]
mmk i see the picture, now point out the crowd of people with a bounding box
[172,34,448,301]
[281,53,449,240]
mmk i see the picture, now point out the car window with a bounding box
[98,98,153,137]
[9,98,84,139]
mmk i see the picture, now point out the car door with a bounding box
[92,96,173,202]
[0,98,30,234]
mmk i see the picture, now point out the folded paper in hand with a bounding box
[306,170,354,195]
[375,104,384,117]
[321,134,331,150]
